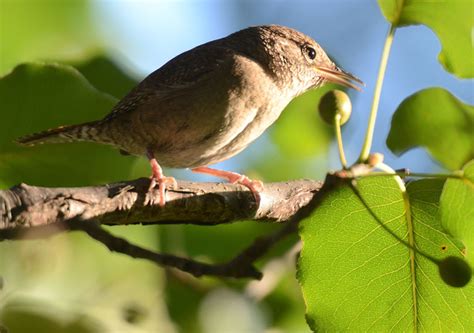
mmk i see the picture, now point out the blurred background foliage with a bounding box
[0,0,472,332]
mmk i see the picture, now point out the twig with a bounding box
[65,205,302,279]
[69,220,263,279]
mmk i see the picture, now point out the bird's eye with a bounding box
[305,46,317,60]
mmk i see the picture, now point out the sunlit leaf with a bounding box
[298,176,473,331]
[440,160,474,266]
[377,0,474,78]
[386,87,474,170]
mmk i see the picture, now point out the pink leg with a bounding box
[147,151,177,206]
[191,166,263,205]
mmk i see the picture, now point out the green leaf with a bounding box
[377,0,474,78]
[298,176,473,331]
[271,85,335,158]
[0,63,139,188]
[73,56,139,99]
[387,87,474,170]
[440,160,474,266]
[0,0,101,75]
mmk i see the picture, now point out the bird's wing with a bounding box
[102,44,237,122]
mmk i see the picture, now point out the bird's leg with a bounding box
[191,166,263,205]
[146,150,177,206]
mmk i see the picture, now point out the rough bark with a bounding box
[0,178,322,233]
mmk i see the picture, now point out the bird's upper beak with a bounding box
[315,65,364,91]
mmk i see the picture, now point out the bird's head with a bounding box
[228,25,364,95]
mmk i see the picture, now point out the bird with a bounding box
[17,25,363,206]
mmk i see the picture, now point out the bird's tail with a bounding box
[16,121,101,146]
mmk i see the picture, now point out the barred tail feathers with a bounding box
[16,121,101,146]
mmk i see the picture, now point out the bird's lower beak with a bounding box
[315,66,364,91]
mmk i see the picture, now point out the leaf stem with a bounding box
[334,115,348,169]
[358,25,396,162]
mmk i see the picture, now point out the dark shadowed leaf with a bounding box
[73,56,139,99]
[0,63,140,188]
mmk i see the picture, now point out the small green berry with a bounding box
[318,90,352,125]
[438,256,472,287]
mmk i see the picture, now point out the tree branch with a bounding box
[0,178,322,235]
[0,178,325,279]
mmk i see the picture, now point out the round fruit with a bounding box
[318,90,352,125]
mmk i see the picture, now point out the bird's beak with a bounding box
[315,66,364,91]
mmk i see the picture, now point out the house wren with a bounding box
[17,25,363,206]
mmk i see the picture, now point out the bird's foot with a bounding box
[148,175,177,207]
[147,151,176,207]
[191,166,263,206]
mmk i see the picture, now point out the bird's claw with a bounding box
[191,166,263,206]
[234,176,263,206]
[148,175,177,207]
[226,174,263,204]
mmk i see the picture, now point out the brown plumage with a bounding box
[17,25,363,205]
